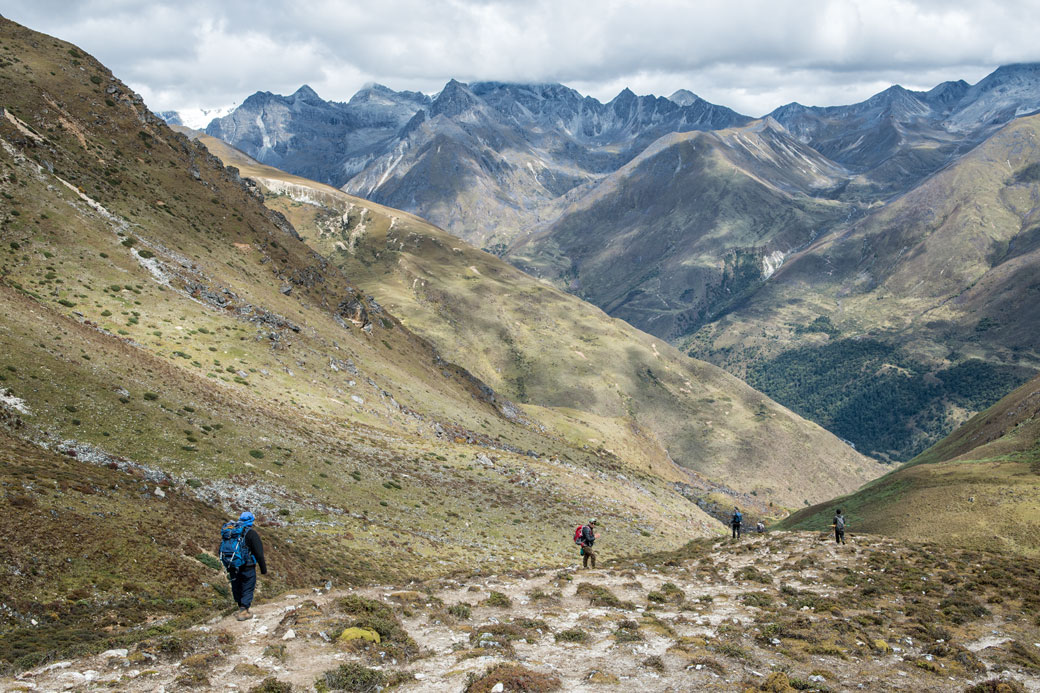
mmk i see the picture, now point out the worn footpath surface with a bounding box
[6,532,1040,692]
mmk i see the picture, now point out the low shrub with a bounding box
[315,662,385,692]
[464,663,560,693]
[554,628,588,643]
[483,591,512,608]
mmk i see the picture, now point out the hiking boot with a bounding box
[236,608,253,621]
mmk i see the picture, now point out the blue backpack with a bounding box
[733,511,743,525]
[219,521,253,573]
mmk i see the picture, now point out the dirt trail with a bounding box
[6,532,1040,692]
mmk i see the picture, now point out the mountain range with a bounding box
[198,64,1040,248]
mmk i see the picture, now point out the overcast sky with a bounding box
[4,0,1039,124]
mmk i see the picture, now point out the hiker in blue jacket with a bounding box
[731,507,743,539]
[222,511,267,620]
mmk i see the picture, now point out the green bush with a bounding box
[315,662,385,693]
[483,591,512,608]
[248,678,293,693]
[195,554,221,571]
[554,628,588,643]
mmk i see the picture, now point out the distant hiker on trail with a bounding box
[219,511,267,620]
[756,521,765,534]
[579,519,599,569]
[833,509,847,545]
[731,507,743,539]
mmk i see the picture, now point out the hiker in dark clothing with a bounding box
[580,519,598,569]
[833,509,847,545]
[224,511,267,620]
[731,507,743,539]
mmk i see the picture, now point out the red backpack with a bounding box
[573,525,584,545]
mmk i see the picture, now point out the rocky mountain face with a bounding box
[205,84,431,187]
[203,80,750,247]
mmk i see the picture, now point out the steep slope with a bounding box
[507,119,853,340]
[690,113,1040,461]
[782,372,1040,556]
[769,85,967,199]
[193,134,882,509]
[0,18,720,668]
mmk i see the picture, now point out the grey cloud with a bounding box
[4,0,1040,116]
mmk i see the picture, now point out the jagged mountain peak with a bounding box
[429,78,484,118]
[355,81,395,95]
[291,84,321,100]
[924,79,970,107]
[347,82,430,110]
[668,89,700,106]
[857,84,929,116]
[610,86,639,104]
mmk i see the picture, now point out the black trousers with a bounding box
[230,565,257,608]
[732,523,741,538]
[835,528,846,544]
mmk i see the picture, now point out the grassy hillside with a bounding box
[192,134,883,510]
[690,114,1040,461]
[781,373,1040,555]
[0,429,333,670]
[0,18,724,669]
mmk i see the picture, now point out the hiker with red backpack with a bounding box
[575,518,599,569]
[219,511,267,621]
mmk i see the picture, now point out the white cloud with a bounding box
[4,0,1040,116]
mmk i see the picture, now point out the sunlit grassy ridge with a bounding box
[192,134,883,509]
